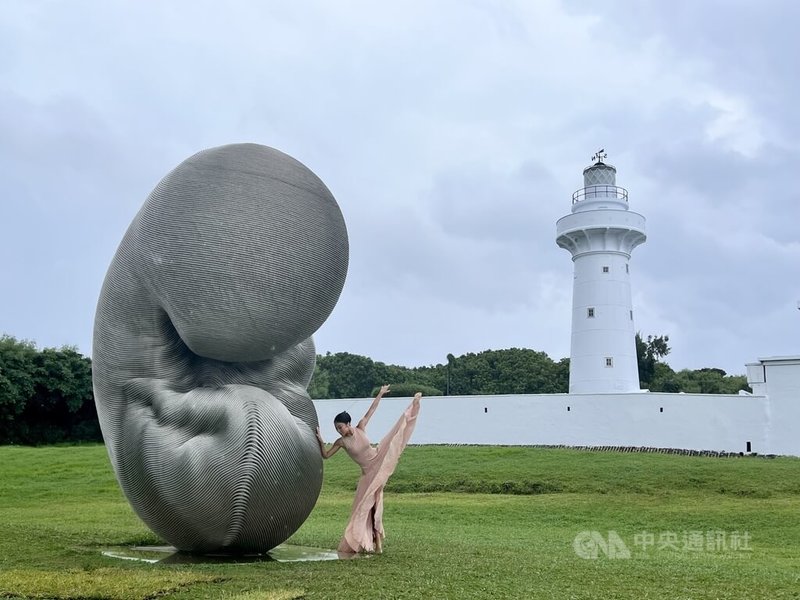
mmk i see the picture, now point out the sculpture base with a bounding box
[101,544,366,564]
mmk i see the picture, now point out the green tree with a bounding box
[307,364,330,399]
[720,374,750,394]
[0,337,98,444]
[21,346,97,444]
[636,333,671,387]
[373,362,411,388]
[666,368,750,395]
[554,358,570,393]
[648,361,678,392]
[0,336,37,430]
[426,349,567,396]
[316,352,377,398]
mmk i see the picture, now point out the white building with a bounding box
[556,153,645,393]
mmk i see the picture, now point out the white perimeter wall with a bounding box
[314,358,800,456]
[315,392,770,456]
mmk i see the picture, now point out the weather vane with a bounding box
[592,149,607,164]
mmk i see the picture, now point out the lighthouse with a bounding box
[556,151,646,393]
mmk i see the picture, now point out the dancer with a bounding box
[316,384,421,554]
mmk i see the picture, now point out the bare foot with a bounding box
[413,392,422,407]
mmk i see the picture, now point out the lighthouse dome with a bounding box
[583,161,616,187]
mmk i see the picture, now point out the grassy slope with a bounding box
[1,444,799,599]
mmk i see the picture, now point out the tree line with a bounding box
[309,334,749,399]
[0,336,99,444]
[0,333,750,444]
[633,334,750,394]
[308,348,570,399]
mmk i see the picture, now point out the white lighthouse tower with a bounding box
[556,151,646,393]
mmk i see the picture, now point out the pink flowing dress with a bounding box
[337,399,420,553]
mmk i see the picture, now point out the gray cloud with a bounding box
[2,0,798,377]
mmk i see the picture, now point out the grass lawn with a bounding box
[1,444,799,599]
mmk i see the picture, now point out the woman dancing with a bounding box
[316,384,421,554]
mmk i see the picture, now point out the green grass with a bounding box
[0,568,221,600]
[1,444,799,599]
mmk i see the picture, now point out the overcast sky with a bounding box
[3,0,799,376]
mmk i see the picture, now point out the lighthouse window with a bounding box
[626,264,629,273]
[587,307,595,318]
[630,310,633,320]
[602,266,609,273]
[605,357,614,367]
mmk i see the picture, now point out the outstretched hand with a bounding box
[379,384,391,396]
[315,427,324,443]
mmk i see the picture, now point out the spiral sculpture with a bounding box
[92,143,349,553]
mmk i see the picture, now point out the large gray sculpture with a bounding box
[92,143,348,553]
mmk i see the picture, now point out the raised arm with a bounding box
[358,384,390,430]
[315,427,343,459]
